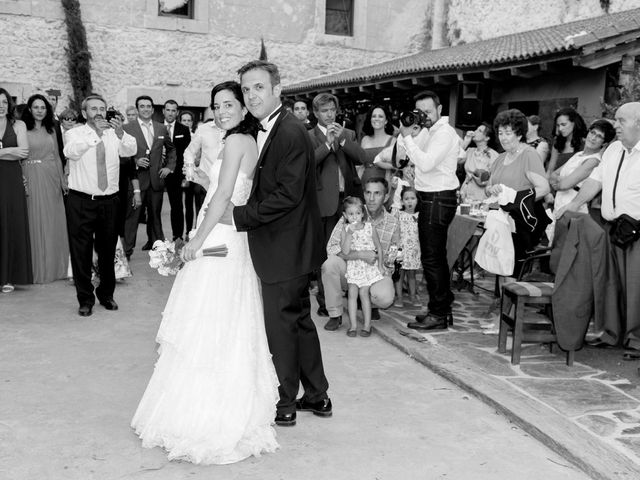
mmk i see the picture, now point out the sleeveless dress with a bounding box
[345,222,384,287]
[361,136,393,185]
[0,121,33,285]
[23,127,69,283]
[131,155,280,465]
[397,211,421,270]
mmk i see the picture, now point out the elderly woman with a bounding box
[459,122,499,202]
[0,88,32,292]
[547,107,587,175]
[550,119,615,217]
[21,94,69,283]
[486,109,551,276]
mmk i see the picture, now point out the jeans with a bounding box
[417,189,457,317]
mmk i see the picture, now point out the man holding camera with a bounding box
[64,94,138,316]
[308,93,366,321]
[556,101,640,358]
[392,91,460,330]
[123,95,176,258]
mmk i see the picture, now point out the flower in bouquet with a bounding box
[148,239,229,276]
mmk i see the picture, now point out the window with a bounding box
[325,0,353,36]
[158,0,194,19]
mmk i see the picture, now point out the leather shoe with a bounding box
[99,298,119,311]
[371,308,380,320]
[324,316,342,331]
[408,313,448,331]
[78,304,93,317]
[317,306,329,317]
[275,411,296,426]
[415,311,453,326]
[141,242,153,251]
[296,397,332,417]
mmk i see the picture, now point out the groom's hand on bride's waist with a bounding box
[219,202,235,225]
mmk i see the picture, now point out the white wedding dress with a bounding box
[131,156,279,465]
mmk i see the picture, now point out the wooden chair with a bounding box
[498,281,575,366]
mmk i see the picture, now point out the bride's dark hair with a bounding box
[210,81,260,139]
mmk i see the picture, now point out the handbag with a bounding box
[609,214,640,249]
[474,209,515,276]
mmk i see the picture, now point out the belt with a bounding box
[416,189,457,199]
[69,189,118,201]
[23,159,43,164]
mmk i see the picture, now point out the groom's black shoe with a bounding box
[324,316,342,331]
[296,397,332,417]
[275,411,296,427]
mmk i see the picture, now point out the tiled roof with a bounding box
[284,8,640,94]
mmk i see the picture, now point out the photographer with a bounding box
[64,94,138,316]
[378,91,460,330]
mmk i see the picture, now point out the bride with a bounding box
[131,81,279,464]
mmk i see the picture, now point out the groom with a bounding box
[232,60,331,427]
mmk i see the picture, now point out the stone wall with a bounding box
[0,0,398,114]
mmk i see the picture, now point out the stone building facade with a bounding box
[0,0,401,115]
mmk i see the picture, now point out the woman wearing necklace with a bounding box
[486,109,550,276]
[360,105,395,185]
[546,107,587,175]
[21,94,69,283]
[459,122,499,202]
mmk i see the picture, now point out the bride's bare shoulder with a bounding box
[225,132,257,150]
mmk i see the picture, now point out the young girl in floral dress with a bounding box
[394,187,421,308]
[340,197,384,338]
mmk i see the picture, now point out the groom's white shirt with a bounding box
[257,104,282,154]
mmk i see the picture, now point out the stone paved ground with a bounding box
[365,274,640,479]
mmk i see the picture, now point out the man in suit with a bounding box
[231,60,331,427]
[162,99,191,241]
[123,95,176,257]
[46,89,66,168]
[293,100,313,130]
[308,92,365,320]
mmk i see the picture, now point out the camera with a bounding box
[399,110,428,128]
[105,107,121,122]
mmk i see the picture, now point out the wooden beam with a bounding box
[331,88,340,95]
[433,74,455,85]
[457,72,465,81]
[576,40,640,70]
[358,85,375,94]
[392,80,412,90]
[509,67,538,79]
[411,77,432,86]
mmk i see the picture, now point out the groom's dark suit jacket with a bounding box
[233,110,324,284]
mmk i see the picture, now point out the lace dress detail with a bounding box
[345,222,384,287]
[131,156,279,465]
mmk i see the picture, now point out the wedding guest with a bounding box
[0,88,32,292]
[485,109,551,277]
[123,95,176,255]
[550,119,615,215]
[45,89,65,167]
[556,102,640,359]
[293,100,313,130]
[322,177,398,330]
[340,196,384,338]
[163,100,191,241]
[125,106,137,124]
[459,122,499,202]
[526,115,550,166]
[547,107,587,175]
[21,94,69,283]
[360,105,395,185]
[394,186,422,308]
[59,108,79,137]
[64,94,138,316]
[179,110,196,133]
[182,112,224,235]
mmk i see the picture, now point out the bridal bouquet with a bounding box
[148,239,228,276]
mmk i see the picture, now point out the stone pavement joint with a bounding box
[373,282,640,480]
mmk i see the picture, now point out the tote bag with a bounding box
[475,209,515,276]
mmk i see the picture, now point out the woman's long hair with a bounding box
[552,107,587,153]
[361,104,394,137]
[0,87,16,123]
[21,94,55,134]
[210,81,260,139]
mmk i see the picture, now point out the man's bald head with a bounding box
[615,102,640,149]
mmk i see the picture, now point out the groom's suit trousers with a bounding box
[261,274,329,414]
